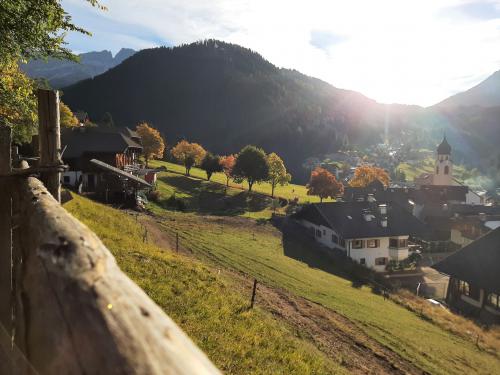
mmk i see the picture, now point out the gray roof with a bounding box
[294,201,428,239]
[62,127,142,159]
[433,227,500,293]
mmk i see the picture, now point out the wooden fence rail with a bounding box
[0,90,220,374]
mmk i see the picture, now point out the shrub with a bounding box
[164,195,186,211]
[147,190,162,202]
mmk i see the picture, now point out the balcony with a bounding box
[389,247,409,261]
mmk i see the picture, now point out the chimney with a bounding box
[362,209,373,222]
[378,204,387,215]
[380,216,388,227]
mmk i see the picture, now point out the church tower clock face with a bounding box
[434,136,453,186]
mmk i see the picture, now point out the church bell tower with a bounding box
[434,136,453,186]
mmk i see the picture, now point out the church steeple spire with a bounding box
[437,135,451,155]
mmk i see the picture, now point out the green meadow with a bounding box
[64,193,342,375]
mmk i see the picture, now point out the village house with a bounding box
[61,127,150,201]
[342,137,493,251]
[433,227,500,324]
[293,199,428,272]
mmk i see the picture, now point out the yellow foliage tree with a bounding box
[60,101,79,127]
[267,152,291,198]
[135,122,165,167]
[171,140,206,175]
[0,59,37,143]
[348,165,390,187]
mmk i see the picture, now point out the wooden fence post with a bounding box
[0,124,12,342]
[250,279,258,309]
[37,89,61,202]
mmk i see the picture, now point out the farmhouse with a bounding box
[61,127,150,201]
[433,227,500,324]
[293,199,427,272]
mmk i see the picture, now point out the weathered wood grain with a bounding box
[0,124,12,342]
[12,177,220,375]
[37,89,61,202]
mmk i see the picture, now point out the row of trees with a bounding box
[305,165,390,202]
[170,141,291,197]
[135,121,390,201]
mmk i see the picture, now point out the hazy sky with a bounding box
[63,0,500,106]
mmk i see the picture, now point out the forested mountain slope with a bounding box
[62,40,417,181]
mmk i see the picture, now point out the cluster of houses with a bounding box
[294,137,500,323]
[60,126,162,204]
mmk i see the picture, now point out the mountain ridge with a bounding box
[436,69,500,108]
[21,48,136,88]
[54,40,500,184]
[62,40,420,181]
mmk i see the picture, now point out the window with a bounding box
[375,257,387,266]
[459,280,469,295]
[316,229,322,238]
[459,280,480,300]
[487,293,500,311]
[323,229,326,235]
[367,239,379,248]
[340,239,346,247]
[352,240,364,249]
[359,258,366,265]
[63,176,70,184]
[444,166,449,175]
[332,234,339,244]
[389,238,408,248]
[436,166,439,174]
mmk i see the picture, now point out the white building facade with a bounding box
[299,218,409,272]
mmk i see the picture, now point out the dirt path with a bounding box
[238,277,423,375]
[139,212,423,374]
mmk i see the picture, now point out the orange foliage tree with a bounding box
[220,154,236,186]
[171,140,206,175]
[348,165,390,187]
[135,122,165,167]
[307,167,344,202]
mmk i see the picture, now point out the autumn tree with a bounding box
[200,152,222,181]
[59,102,78,127]
[220,154,236,186]
[135,122,165,167]
[349,165,390,187]
[307,167,344,202]
[232,145,269,192]
[267,152,291,198]
[171,140,206,175]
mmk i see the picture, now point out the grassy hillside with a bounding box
[149,159,331,203]
[397,156,477,183]
[147,174,500,375]
[64,193,341,374]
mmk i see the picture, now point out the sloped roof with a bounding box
[62,127,142,159]
[294,201,428,239]
[90,159,151,187]
[411,185,468,205]
[433,227,500,293]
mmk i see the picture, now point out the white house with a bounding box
[293,199,427,272]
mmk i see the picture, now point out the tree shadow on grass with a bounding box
[158,175,271,216]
